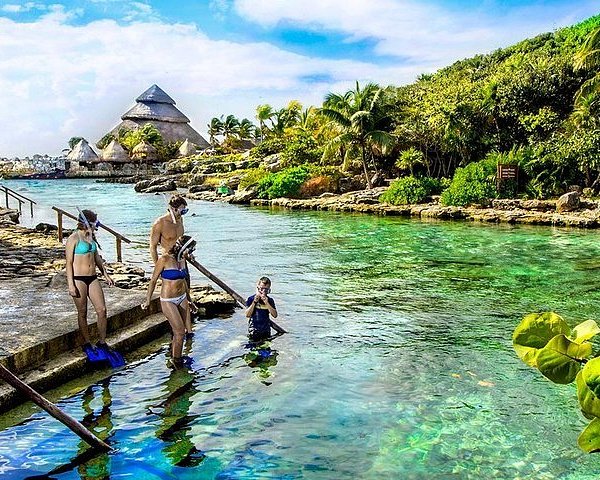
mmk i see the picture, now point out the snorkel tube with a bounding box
[76,207,101,250]
[176,237,195,262]
[162,194,177,224]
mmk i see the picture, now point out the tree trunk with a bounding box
[361,143,372,189]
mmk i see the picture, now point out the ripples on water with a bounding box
[1,179,600,478]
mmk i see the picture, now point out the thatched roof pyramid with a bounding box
[106,85,210,149]
[101,139,129,162]
[67,139,99,162]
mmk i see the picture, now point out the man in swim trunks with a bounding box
[149,195,188,264]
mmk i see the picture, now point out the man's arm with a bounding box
[149,220,161,264]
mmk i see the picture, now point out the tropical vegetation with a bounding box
[168,15,600,204]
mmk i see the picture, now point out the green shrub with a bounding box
[250,137,286,159]
[280,134,323,167]
[239,167,270,189]
[440,157,498,206]
[256,165,311,199]
[379,176,441,205]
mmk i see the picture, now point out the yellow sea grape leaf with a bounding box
[536,335,590,384]
[570,320,600,344]
[578,418,600,453]
[577,360,600,419]
[513,312,570,367]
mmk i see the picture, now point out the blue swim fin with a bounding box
[82,343,108,363]
[96,343,126,368]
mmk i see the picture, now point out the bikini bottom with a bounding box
[160,293,187,306]
[73,275,99,287]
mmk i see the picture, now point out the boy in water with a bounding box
[245,276,278,342]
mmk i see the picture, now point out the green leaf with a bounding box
[536,335,589,384]
[570,320,600,344]
[577,359,600,419]
[579,418,600,453]
[513,312,570,367]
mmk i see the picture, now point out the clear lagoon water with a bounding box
[1,179,600,478]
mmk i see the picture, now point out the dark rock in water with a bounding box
[189,184,213,193]
[144,180,177,193]
[135,175,178,193]
[35,223,58,234]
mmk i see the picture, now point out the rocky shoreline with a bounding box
[181,186,600,229]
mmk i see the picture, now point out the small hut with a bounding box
[132,141,158,162]
[67,139,99,171]
[101,140,129,163]
[178,139,197,157]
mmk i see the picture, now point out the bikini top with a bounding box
[161,266,188,280]
[74,239,97,255]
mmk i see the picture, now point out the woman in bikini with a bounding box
[142,235,195,367]
[65,209,116,361]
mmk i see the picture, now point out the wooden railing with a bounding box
[52,207,131,262]
[0,184,37,217]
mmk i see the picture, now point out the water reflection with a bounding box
[150,365,205,468]
[243,340,279,385]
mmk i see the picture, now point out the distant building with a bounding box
[105,84,210,150]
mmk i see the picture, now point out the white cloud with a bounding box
[234,0,599,65]
[1,2,45,13]
[0,11,413,156]
[0,1,597,157]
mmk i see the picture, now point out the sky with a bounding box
[0,0,597,157]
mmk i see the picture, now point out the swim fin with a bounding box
[96,343,126,368]
[82,343,108,363]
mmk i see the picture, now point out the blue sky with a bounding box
[0,0,597,156]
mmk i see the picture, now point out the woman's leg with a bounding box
[161,301,186,359]
[87,280,107,344]
[180,298,192,333]
[72,280,90,343]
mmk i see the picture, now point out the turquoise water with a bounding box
[1,179,600,478]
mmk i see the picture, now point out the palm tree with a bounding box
[256,104,274,140]
[207,117,224,146]
[574,27,600,107]
[222,114,240,142]
[320,82,395,188]
[237,118,256,141]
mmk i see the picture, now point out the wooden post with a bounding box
[17,199,23,213]
[0,364,111,451]
[30,200,34,217]
[116,237,122,263]
[188,258,287,334]
[57,211,63,242]
[4,189,8,208]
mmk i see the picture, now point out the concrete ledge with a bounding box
[0,312,170,413]
[0,297,162,375]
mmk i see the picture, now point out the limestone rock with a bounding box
[556,191,580,212]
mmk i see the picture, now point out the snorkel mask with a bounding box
[179,207,189,216]
[176,237,196,262]
[77,207,99,230]
[257,285,271,294]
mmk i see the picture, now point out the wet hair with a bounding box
[258,276,271,286]
[169,195,187,209]
[171,235,196,260]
